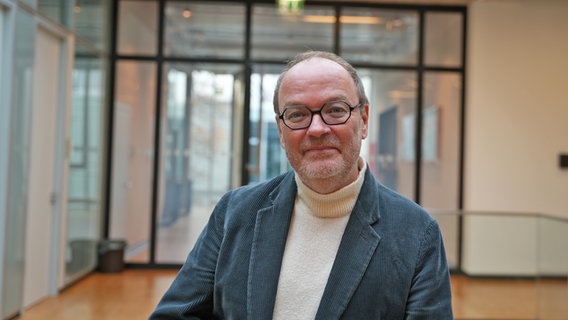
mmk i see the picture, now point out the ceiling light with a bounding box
[302,15,381,24]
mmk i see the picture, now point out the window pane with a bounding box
[251,5,334,60]
[420,72,461,210]
[424,12,463,67]
[111,61,157,263]
[73,1,110,52]
[164,2,245,58]
[341,8,418,65]
[249,64,288,183]
[360,69,417,201]
[38,0,71,26]
[156,63,242,263]
[118,1,158,55]
[2,10,35,318]
[65,46,106,281]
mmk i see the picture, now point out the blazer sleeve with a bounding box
[148,194,228,320]
[405,220,454,320]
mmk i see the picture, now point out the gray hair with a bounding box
[272,51,369,114]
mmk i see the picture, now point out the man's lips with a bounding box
[303,145,339,155]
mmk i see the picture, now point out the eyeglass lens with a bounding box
[281,101,354,129]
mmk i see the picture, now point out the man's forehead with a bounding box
[283,58,349,84]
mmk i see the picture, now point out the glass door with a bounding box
[1,9,35,319]
[155,63,244,264]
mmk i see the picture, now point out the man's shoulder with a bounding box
[371,179,435,224]
[221,171,295,205]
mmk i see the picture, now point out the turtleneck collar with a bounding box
[294,157,366,218]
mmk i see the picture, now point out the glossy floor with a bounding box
[13,270,568,320]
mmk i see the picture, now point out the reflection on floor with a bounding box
[125,204,213,264]
[14,269,568,320]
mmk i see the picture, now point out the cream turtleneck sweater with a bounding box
[272,158,367,319]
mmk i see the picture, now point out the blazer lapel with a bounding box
[247,173,296,319]
[315,172,382,320]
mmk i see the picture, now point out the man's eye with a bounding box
[325,106,349,117]
[286,111,308,122]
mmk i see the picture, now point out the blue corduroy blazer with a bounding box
[150,168,453,319]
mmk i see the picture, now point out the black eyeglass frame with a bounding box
[277,100,363,130]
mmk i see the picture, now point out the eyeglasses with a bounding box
[278,100,363,130]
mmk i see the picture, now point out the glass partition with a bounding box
[340,8,418,65]
[1,9,35,319]
[111,61,157,263]
[360,69,417,201]
[424,12,463,67]
[249,64,288,183]
[251,4,334,60]
[65,47,106,281]
[420,72,461,210]
[436,211,568,320]
[536,215,568,319]
[118,1,158,56]
[156,63,243,263]
[164,1,245,59]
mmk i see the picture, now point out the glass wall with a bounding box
[65,49,106,280]
[164,1,246,58]
[111,61,157,263]
[156,63,242,263]
[1,1,110,316]
[251,4,334,60]
[363,69,418,200]
[249,64,286,183]
[1,8,35,319]
[117,1,158,56]
[64,1,109,282]
[340,8,418,65]
[111,0,466,266]
[420,72,461,210]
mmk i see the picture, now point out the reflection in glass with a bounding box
[341,8,418,65]
[420,72,461,210]
[37,1,109,53]
[118,1,158,55]
[251,5,334,60]
[537,216,568,319]
[38,0,71,26]
[2,10,35,318]
[424,12,463,67]
[164,2,245,58]
[65,50,105,281]
[249,64,287,183]
[156,63,241,263]
[73,1,110,52]
[112,61,157,263]
[359,69,416,200]
[431,212,460,270]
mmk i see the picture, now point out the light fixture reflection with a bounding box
[182,8,192,18]
[302,15,382,24]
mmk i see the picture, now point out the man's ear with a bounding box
[361,104,369,139]
[276,115,286,148]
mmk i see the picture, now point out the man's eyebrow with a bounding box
[283,96,350,107]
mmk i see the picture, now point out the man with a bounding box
[149,51,453,319]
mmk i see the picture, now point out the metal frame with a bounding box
[105,0,467,270]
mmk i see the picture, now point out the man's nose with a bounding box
[306,114,331,136]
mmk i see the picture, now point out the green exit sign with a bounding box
[278,0,304,15]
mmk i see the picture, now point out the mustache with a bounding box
[301,137,341,152]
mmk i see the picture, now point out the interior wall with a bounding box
[465,0,568,219]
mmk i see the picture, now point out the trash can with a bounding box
[98,239,127,273]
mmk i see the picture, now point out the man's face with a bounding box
[276,58,369,194]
